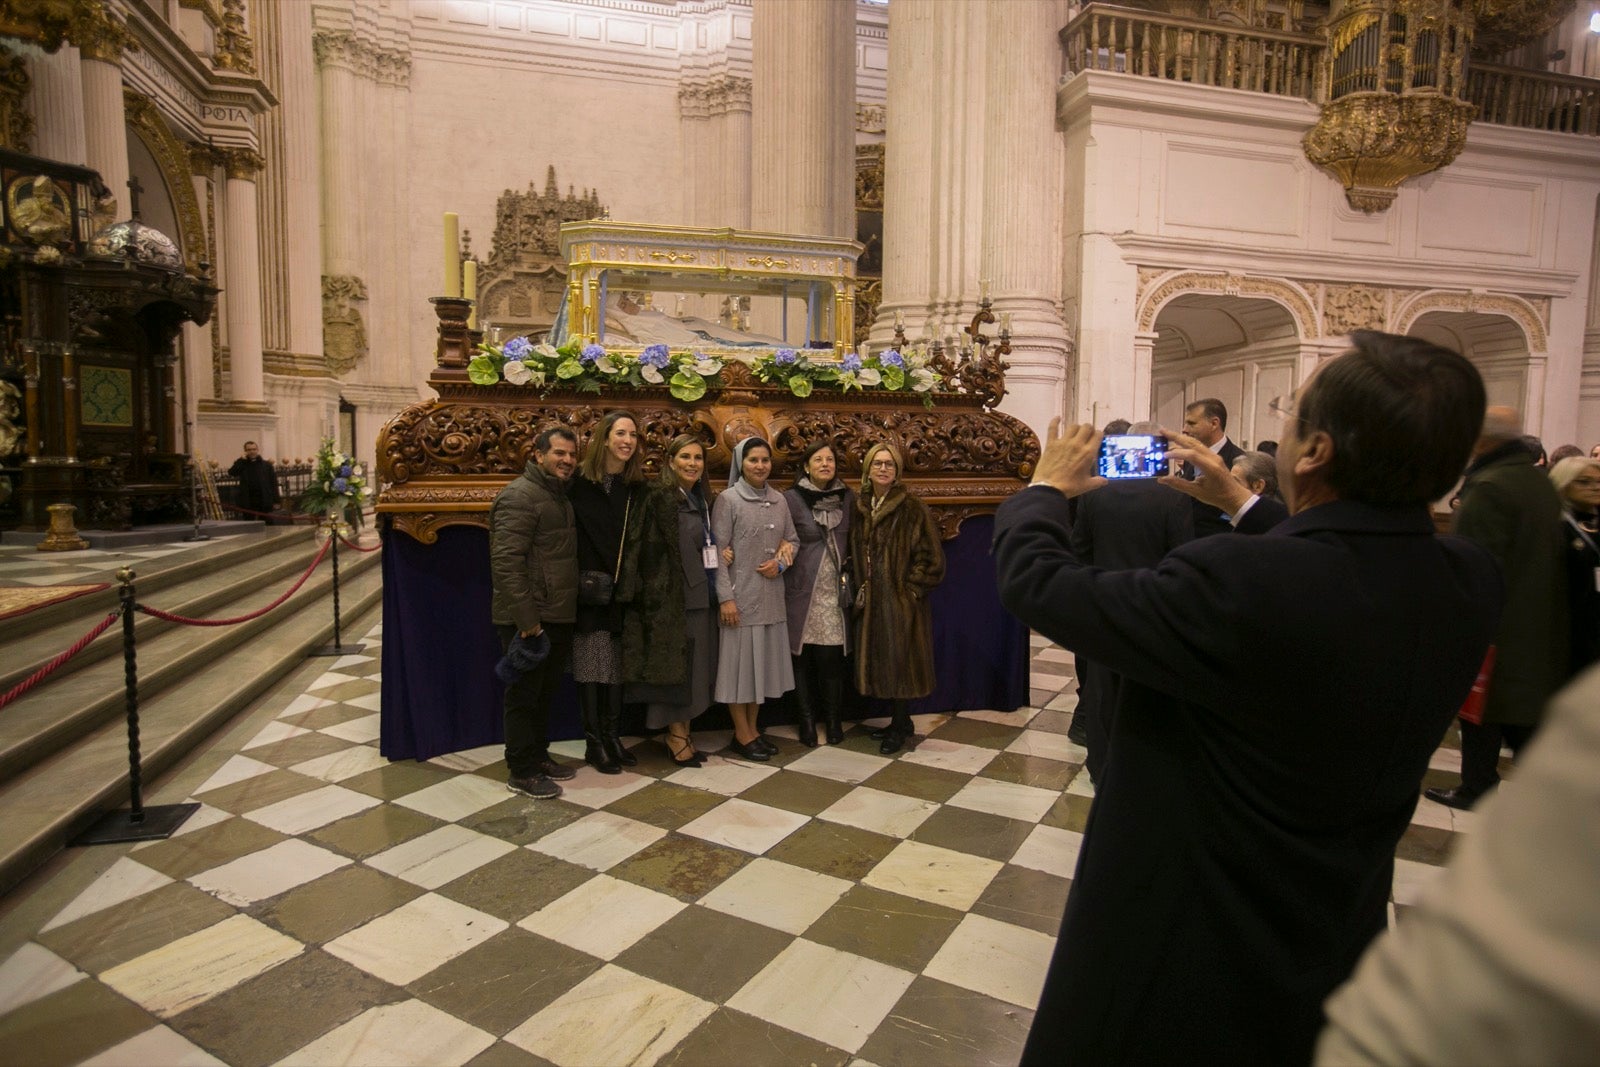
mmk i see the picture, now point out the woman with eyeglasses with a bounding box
[850,441,946,754]
[1550,456,1600,674]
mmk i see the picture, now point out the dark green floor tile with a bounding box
[603,780,730,830]
[971,864,1072,936]
[862,760,970,804]
[192,768,324,815]
[1393,823,1459,866]
[457,796,588,846]
[245,732,362,769]
[608,834,752,903]
[308,803,445,859]
[251,865,424,944]
[1027,708,1075,735]
[410,928,602,1037]
[735,771,853,816]
[437,848,595,921]
[1039,792,1094,832]
[278,702,377,731]
[0,979,154,1067]
[614,906,791,1002]
[981,751,1077,791]
[927,718,1022,750]
[764,820,898,882]
[465,1040,560,1067]
[38,881,238,974]
[858,975,1034,1067]
[128,816,287,880]
[804,884,964,972]
[657,1006,851,1067]
[910,806,1033,864]
[337,759,458,801]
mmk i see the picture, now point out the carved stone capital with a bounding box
[220,146,264,181]
[856,102,885,134]
[69,0,134,63]
[187,140,223,176]
[213,0,255,74]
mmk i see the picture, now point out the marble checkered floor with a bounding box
[0,537,255,587]
[0,626,1477,1067]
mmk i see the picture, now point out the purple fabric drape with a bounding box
[379,514,1027,761]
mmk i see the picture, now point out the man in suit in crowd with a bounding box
[1425,406,1567,810]
[228,440,280,517]
[1182,397,1246,537]
[993,331,1502,1066]
[1067,420,1193,782]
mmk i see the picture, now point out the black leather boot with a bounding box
[820,658,845,745]
[580,683,620,774]
[599,684,636,767]
[879,701,915,755]
[792,653,819,748]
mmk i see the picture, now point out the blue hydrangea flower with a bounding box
[640,344,671,368]
[775,348,797,365]
[580,343,605,365]
[333,477,349,492]
[339,464,352,477]
[881,349,905,368]
[502,336,532,361]
[842,352,863,372]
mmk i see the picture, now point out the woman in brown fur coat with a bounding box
[850,441,946,753]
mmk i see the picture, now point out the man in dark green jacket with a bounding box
[490,426,580,799]
[1427,407,1568,810]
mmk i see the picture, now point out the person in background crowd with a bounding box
[1230,450,1283,506]
[1522,433,1548,468]
[1102,417,1132,436]
[488,426,580,799]
[570,411,648,774]
[851,442,946,754]
[622,434,717,767]
[229,440,280,516]
[1256,439,1279,457]
[1426,406,1567,812]
[713,437,796,761]
[1590,443,1600,460]
[784,441,855,747]
[1315,663,1600,1066]
[1550,443,1584,465]
[1550,456,1600,675]
[994,330,1500,1067]
[1179,397,1246,536]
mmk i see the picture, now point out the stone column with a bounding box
[27,45,87,165]
[77,14,131,214]
[275,0,325,366]
[185,144,219,407]
[314,31,365,281]
[221,148,267,406]
[751,0,854,238]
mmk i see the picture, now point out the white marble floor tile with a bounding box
[151,804,230,841]
[1450,806,1480,834]
[699,857,851,935]
[664,758,777,797]
[290,744,391,783]
[243,783,380,835]
[517,876,684,959]
[1029,633,1052,648]
[320,713,381,744]
[785,746,892,785]
[1392,857,1447,907]
[527,810,666,871]
[239,720,310,751]
[1007,730,1085,764]
[331,653,374,670]
[324,893,507,986]
[1065,767,1097,799]
[1408,793,1454,831]
[1032,647,1075,665]
[345,690,383,713]
[945,777,1059,823]
[863,840,1004,911]
[727,938,916,1053]
[275,693,334,719]
[555,766,656,809]
[189,838,352,907]
[306,670,360,692]
[40,856,172,933]
[1427,746,1463,773]
[0,943,83,1015]
[394,773,512,821]
[546,739,586,761]
[959,707,1040,728]
[366,825,517,889]
[83,1026,224,1067]
[194,755,278,794]
[505,964,714,1066]
[100,914,303,1018]
[275,998,494,1067]
[1029,671,1072,692]
[900,738,1000,777]
[678,797,810,855]
[923,913,1054,1009]
[818,787,939,839]
[1009,824,1085,880]
[1045,691,1080,712]
[424,744,502,773]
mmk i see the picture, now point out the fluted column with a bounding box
[185,144,219,406]
[26,45,87,165]
[751,0,854,238]
[222,148,267,405]
[78,21,130,214]
[875,0,937,345]
[314,31,364,280]
[979,0,1069,431]
[275,0,324,364]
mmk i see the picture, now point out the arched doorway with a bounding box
[1408,311,1533,415]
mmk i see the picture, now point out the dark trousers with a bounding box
[793,643,846,721]
[1457,717,1536,795]
[498,622,573,778]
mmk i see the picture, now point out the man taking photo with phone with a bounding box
[993,331,1502,1066]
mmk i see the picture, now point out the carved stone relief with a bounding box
[1394,290,1550,351]
[322,274,368,373]
[856,103,886,134]
[1137,270,1319,338]
[1321,283,1387,336]
[312,29,412,86]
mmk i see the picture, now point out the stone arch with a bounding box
[1393,289,1548,352]
[122,90,207,271]
[1136,269,1318,340]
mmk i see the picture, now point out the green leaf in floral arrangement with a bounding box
[577,378,602,394]
[789,376,813,399]
[468,355,502,385]
[880,365,905,391]
[670,370,707,402]
[556,358,585,379]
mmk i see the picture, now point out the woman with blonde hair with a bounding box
[1550,455,1600,673]
[850,441,946,754]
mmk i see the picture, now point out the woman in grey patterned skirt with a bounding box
[783,440,855,747]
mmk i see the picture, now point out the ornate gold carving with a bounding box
[322,274,368,373]
[1394,289,1550,351]
[187,140,221,176]
[6,174,70,245]
[0,0,76,52]
[0,379,22,459]
[648,250,696,263]
[1322,283,1388,336]
[1304,94,1476,213]
[1472,0,1577,58]
[213,0,255,74]
[856,143,884,212]
[856,102,886,134]
[220,146,264,181]
[1137,271,1318,337]
[747,255,790,269]
[0,44,31,152]
[124,92,208,270]
[69,0,134,62]
[854,279,881,348]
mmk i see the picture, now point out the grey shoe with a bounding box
[535,758,576,782]
[508,775,561,799]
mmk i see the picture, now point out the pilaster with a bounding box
[25,45,85,164]
[220,146,269,408]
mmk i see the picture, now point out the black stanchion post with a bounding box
[312,517,365,657]
[73,568,199,845]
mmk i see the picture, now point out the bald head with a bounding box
[1474,406,1523,457]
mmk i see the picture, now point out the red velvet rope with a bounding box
[337,534,381,553]
[0,610,121,711]
[135,537,332,627]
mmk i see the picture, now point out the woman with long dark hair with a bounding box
[622,434,718,766]
[850,441,945,754]
[569,410,647,773]
[784,440,854,746]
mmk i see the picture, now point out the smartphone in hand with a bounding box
[1096,434,1170,480]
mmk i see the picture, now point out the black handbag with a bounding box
[578,492,631,606]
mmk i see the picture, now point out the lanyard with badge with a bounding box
[1566,513,1600,592]
[688,488,718,570]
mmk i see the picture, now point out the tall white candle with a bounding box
[443,212,461,298]
[463,260,478,329]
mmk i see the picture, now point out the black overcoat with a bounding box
[993,487,1501,1066]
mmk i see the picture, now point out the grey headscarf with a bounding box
[728,436,772,494]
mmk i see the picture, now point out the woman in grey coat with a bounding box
[713,436,797,761]
[783,440,854,746]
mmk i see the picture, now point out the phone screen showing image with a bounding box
[1097,434,1169,480]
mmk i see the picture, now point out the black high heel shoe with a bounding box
[666,735,704,768]
[726,738,771,762]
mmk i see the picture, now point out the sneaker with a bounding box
[535,758,576,781]
[508,775,561,799]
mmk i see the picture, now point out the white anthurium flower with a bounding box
[596,356,619,374]
[529,369,547,387]
[641,364,665,384]
[503,360,533,385]
[693,359,722,375]
[911,368,936,392]
[351,465,364,477]
[857,367,882,387]
[534,342,559,359]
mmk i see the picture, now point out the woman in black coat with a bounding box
[783,441,855,747]
[569,410,647,774]
[1550,456,1600,674]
